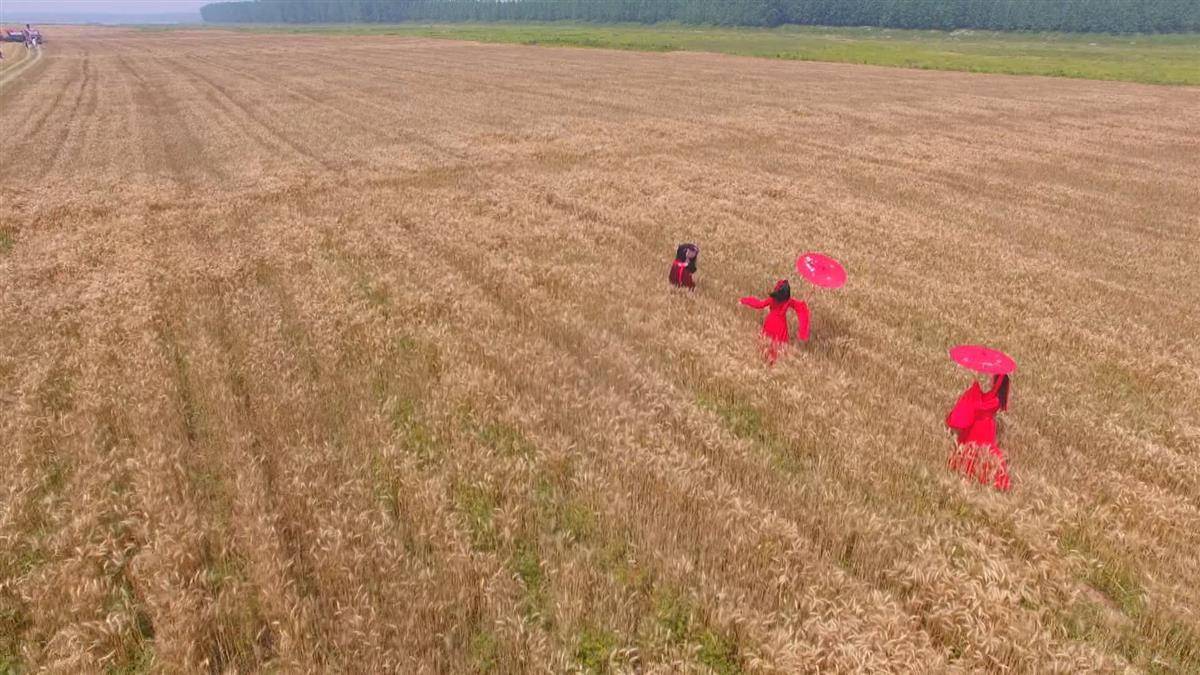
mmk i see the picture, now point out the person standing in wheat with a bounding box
[669,243,700,289]
[945,346,1015,491]
[739,279,809,364]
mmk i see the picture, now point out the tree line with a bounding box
[199,0,1200,33]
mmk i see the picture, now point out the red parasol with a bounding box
[949,345,1016,375]
[795,252,847,289]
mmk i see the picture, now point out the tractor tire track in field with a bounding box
[309,45,776,149]
[103,37,332,175]
[185,53,462,165]
[39,55,102,182]
[117,42,303,181]
[6,65,70,145]
[34,55,91,178]
[0,41,42,88]
[191,41,788,170]
[305,224,565,668]
[112,54,228,185]
[163,56,332,172]
[0,51,78,184]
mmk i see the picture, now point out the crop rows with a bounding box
[1,27,1198,672]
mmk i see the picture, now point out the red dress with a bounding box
[669,261,695,289]
[739,296,810,343]
[739,296,809,363]
[946,381,1011,491]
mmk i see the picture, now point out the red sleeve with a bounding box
[681,269,695,289]
[740,296,770,309]
[946,382,981,431]
[791,300,810,341]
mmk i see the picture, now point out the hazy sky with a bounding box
[1,0,210,18]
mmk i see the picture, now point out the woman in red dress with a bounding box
[739,280,809,363]
[946,373,1012,491]
[669,244,699,289]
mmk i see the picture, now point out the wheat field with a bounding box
[1,27,1198,673]
[0,41,31,78]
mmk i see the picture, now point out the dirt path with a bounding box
[0,43,42,89]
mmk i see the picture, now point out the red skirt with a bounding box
[948,443,1011,491]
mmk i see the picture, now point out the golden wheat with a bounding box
[1,26,1198,673]
[0,42,29,75]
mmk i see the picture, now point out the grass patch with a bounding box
[455,484,499,552]
[101,554,159,675]
[511,541,553,628]
[191,544,274,673]
[1138,615,1200,673]
[1048,522,1200,669]
[194,23,1200,85]
[469,627,500,672]
[202,549,249,595]
[368,334,443,466]
[556,501,595,542]
[697,628,742,675]
[477,420,537,459]
[653,589,744,673]
[108,640,155,675]
[512,545,543,593]
[574,626,618,674]
[0,230,13,255]
[0,592,30,674]
[599,536,654,597]
[158,325,203,444]
[696,385,810,474]
[387,399,439,464]
[697,389,767,442]
[369,452,404,521]
[1,546,47,580]
[0,652,25,675]
[186,465,233,521]
[1058,589,1200,671]
[202,600,274,672]
[655,591,692,645]
[36,367,74,416]
[355,277,391,313]
[533,475,595,544]
[1059,525,1145,618]
[41,457,69,496]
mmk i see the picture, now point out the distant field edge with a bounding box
[169,22,1200,86]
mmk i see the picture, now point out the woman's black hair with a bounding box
[769,280,791,303]
[676,243,698,274]
[994,374,1011,411]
